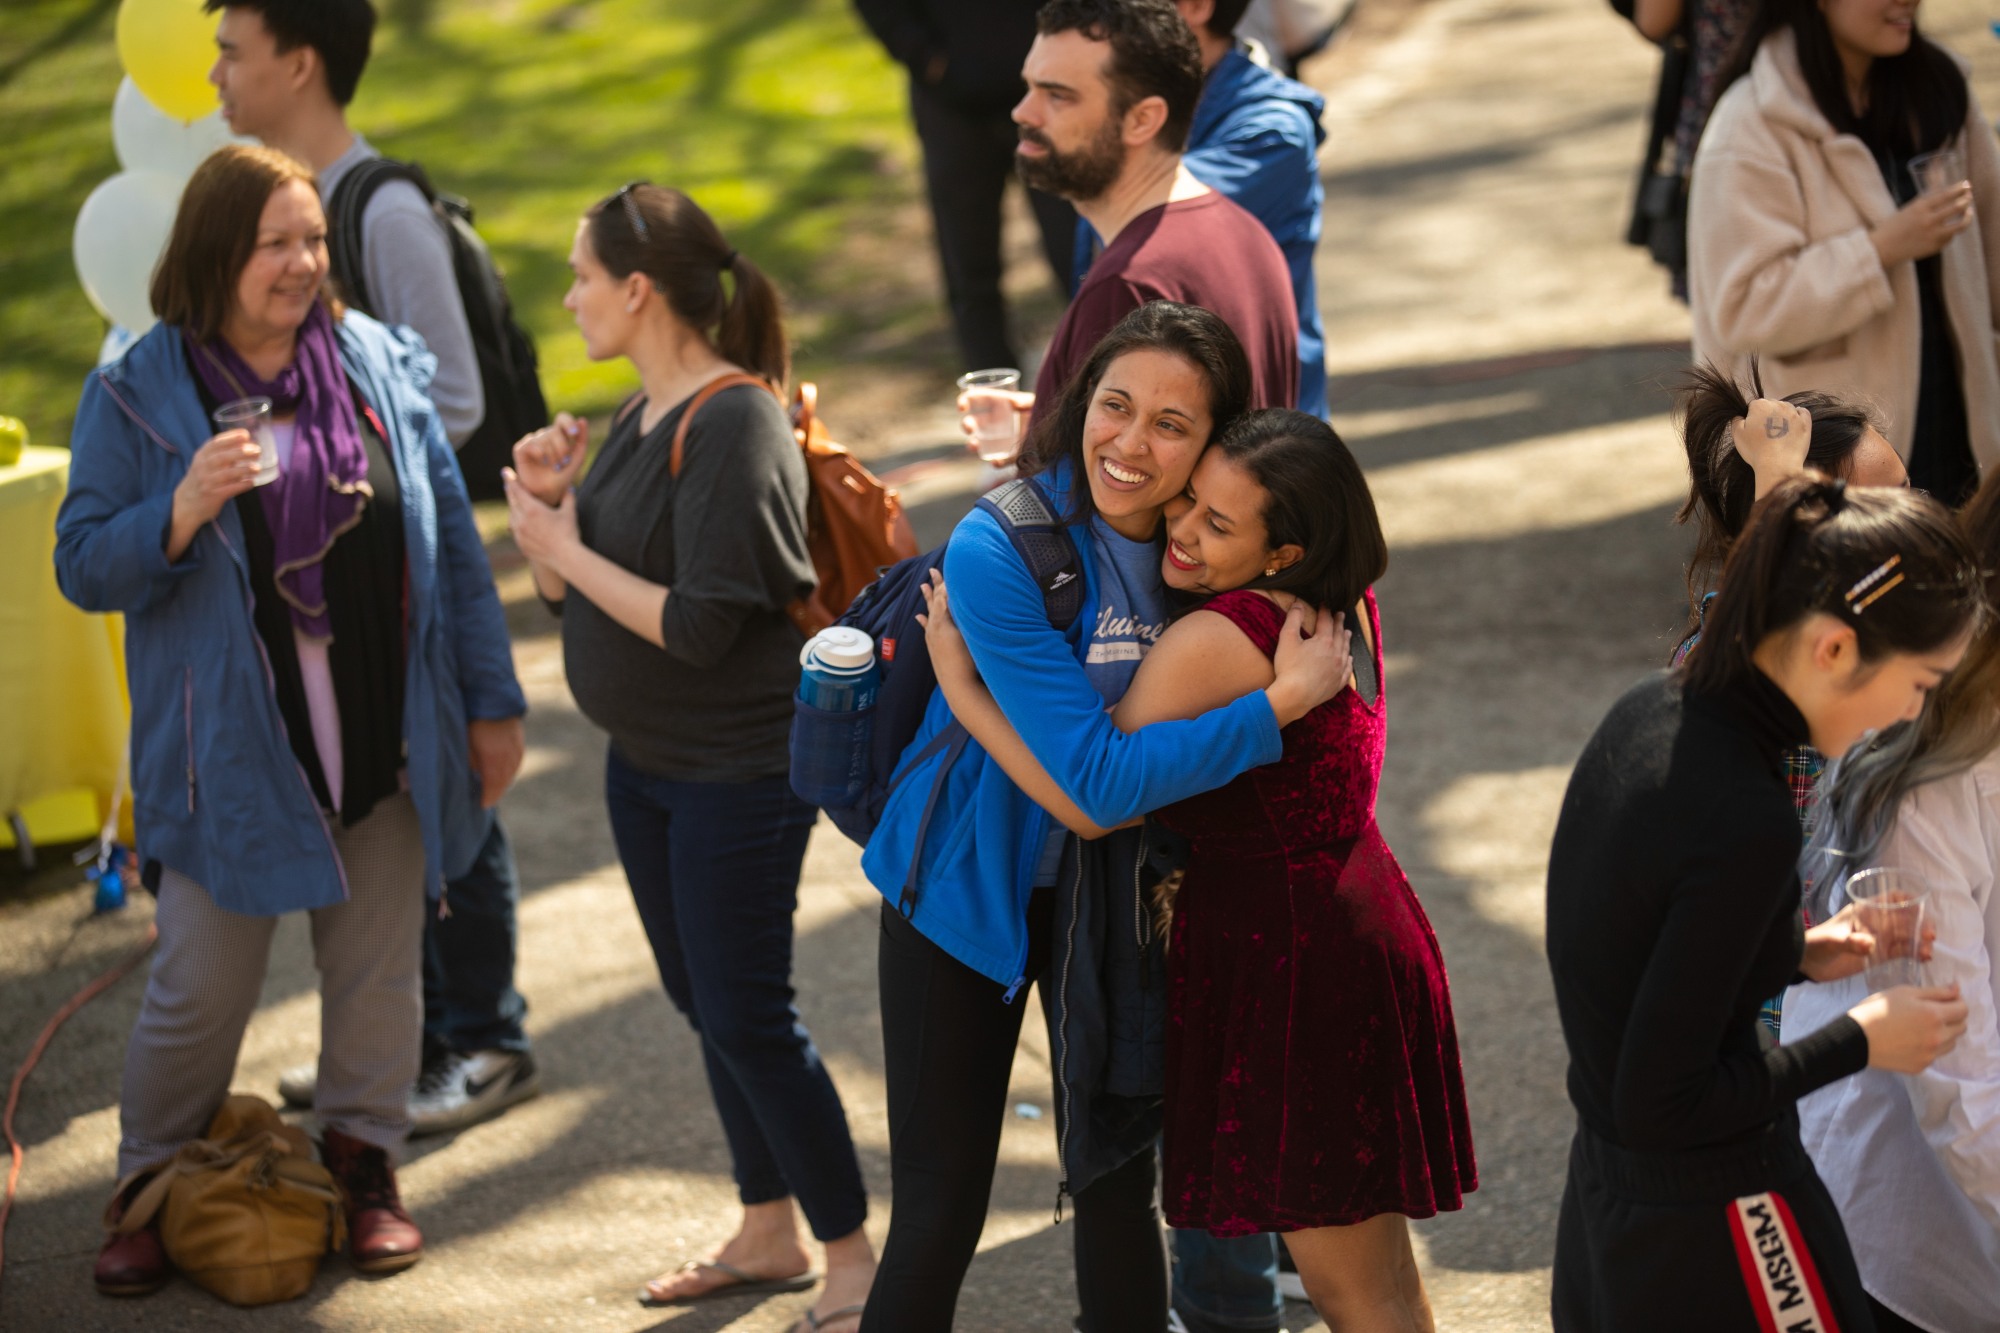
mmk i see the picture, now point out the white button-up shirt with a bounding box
[1785,751,2000,1332]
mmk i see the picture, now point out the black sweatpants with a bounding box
[909,81,1077,372]
[861,893,1169,1332]
[1552,1117,1876,1333]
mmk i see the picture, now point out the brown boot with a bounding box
[94,1172,170,1297]
[320,1127,423,1274]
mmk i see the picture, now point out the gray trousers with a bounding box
[118,794,426,1178]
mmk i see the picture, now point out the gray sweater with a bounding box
[319,135,484,445]
[557,383,816,781]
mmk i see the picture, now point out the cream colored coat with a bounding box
[1689,30,2000,473]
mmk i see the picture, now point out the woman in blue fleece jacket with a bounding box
[859,302,1351,1331]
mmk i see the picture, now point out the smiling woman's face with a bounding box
[229,178,326,342]
[1820,0,1918,65]
[1081,349,1215,540]
[1162,450,1301,594]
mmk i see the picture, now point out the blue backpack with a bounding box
[800,477,1085,860]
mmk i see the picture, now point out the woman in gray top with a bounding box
[504,184,874,1332]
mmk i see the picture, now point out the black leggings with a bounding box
[861,894,1168,1332]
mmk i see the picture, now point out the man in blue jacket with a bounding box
[1074,0,1330,419]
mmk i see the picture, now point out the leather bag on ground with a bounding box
[108,1094,345,1306]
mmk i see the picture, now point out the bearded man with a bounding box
[1016,0,1299,422]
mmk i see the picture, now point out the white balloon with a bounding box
[112,77,248,180]
[73,170,185,336]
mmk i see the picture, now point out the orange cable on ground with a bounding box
[0,921,157,1292]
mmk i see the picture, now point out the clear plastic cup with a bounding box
[212,397,280,487]
[1909,145,1968,198]
[1846,867,1929,992]
[957,368,1024,464]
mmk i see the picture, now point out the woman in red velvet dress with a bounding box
[925,409,1476,1330]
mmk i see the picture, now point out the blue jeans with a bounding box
[604,747,868,1240]
[1172,1229,1283,1333]
[423,815,530,1059]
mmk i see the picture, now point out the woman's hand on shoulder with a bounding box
[1266,604,1352,728]
[918,570,977,688]
[511,412,588,505]
[1851,982,1968,1074]
[1111,603,1285,732]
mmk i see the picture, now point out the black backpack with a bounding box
[327,158,548,500]
[793,477,1083,914]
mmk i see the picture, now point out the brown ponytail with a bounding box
[1675,361,1882,636]
[1682,473,1983,697]
[584,184,789,389]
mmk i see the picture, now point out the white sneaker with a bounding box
[408,1049,541,1137]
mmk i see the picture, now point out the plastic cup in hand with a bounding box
[957,368,1024,464]
[213,397,279,487]
[1909,146,1968,198]
[1846,867,1930,992]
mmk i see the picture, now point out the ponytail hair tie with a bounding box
[1820,477,1848,511]
[721,249,739,271]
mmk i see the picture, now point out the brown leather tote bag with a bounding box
[108,1095,344,1306]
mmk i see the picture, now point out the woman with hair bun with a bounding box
[1674,361,1907,663]
[503,184,875,1330]
[1546,476,1981,1330]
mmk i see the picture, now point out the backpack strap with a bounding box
[325,156,437,317]
[667,372,779,477]
[974,477,1085,632]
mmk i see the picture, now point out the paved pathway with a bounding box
[4,1,1998,1329]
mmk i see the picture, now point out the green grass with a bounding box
[0,0,950,451]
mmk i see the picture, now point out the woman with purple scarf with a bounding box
[55,144,527,1298]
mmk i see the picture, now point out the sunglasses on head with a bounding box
[615,180,650,242]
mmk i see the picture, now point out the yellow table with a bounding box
[0,445,130,859]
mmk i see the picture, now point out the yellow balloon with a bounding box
[115,0,218,125]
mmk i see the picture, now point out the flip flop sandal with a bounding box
[799,1303,867,1332]
[638,1259,821,1305]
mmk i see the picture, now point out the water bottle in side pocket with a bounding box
[791,626,880,809]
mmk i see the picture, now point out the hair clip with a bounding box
[1846,554,1904,614]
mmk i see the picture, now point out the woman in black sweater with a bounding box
[504,185,875,1330]
[1546,475,1979,1332]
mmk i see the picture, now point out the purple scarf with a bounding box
[187,302,369,640]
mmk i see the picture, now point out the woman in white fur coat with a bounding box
[1689,0,2000,506]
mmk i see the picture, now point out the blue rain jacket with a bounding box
[54,313,526,916]
[859,461,1281,989]
[1075,46,1330,417]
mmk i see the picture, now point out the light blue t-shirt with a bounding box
[1032,517,1169,883]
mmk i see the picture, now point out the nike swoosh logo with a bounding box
[463,1068,513,1099]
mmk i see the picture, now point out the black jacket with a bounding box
[1047,819,1183,1200]
[853,0,1045,111]
[1545,670,1867,1154]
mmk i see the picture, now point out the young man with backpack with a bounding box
[208,0,542,1139]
